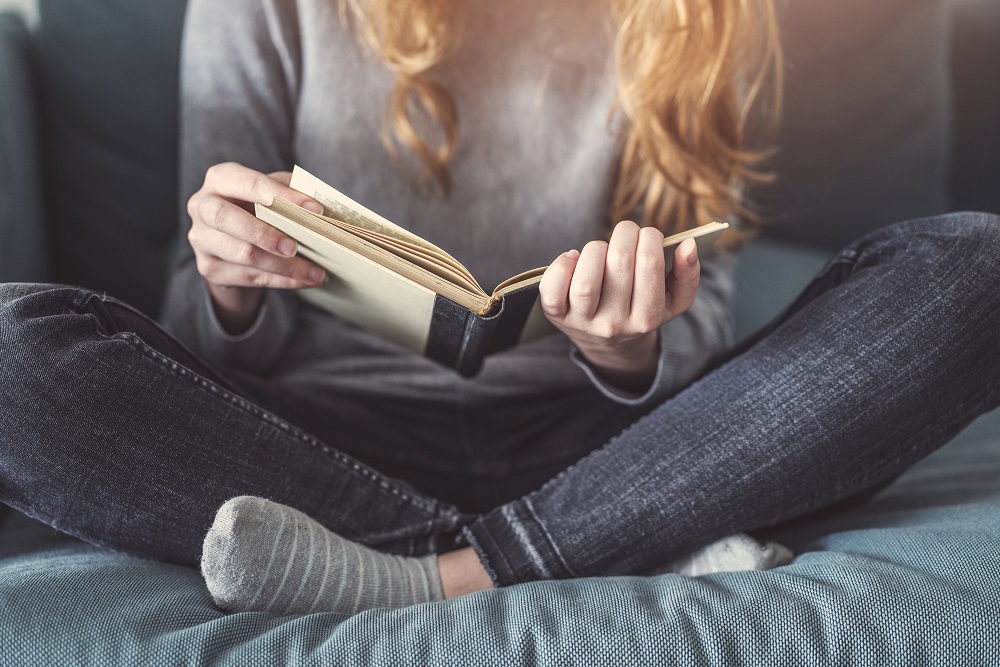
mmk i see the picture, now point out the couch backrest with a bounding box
[0,12,47,284]
[950,0,1000,216]
[32,0,187,316]
[749,0,954,251]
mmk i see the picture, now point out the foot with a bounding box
[645,533,793,577]
[200,496,444,615]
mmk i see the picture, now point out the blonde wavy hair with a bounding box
[338,0,782,239]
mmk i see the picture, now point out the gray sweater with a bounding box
[161,0,736,411]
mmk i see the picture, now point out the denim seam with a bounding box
[460,526,503,586]
[522,497,578,578]
[117,331,445,515]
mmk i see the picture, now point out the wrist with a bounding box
[208,282,264,335]
[577,331,660,394]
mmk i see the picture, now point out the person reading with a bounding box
[1,0,998,619]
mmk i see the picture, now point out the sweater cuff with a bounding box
[197,282,298,372]
[569,331,671,408]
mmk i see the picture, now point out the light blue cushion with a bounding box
[2,409,998,665]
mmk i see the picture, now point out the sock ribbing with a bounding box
[200,496,443,616]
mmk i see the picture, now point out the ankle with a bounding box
[437,547,495,599]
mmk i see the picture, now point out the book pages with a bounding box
[290,166,461,264]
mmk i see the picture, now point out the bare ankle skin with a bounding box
[438,547,495,599]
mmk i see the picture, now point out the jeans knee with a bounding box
[929,211,1000,284]
[0,283,95,360]
[856,211,1000,274]
[0,281,87,320]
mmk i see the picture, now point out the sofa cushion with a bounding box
[752,0,953,252]
[32,0,188,316]
[0,12,47,283]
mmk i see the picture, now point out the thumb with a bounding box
[666,238,700,315]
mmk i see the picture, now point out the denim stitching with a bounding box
[459,526,502,585]
[499,504,555,579]
[521,497,579,578]
[117,331,444,515]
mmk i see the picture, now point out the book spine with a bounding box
[425,295,503,377]
[486,285,539,354]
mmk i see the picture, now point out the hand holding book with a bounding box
[185,163,330,334]
[539,222,703,394]
[256,166,728,376]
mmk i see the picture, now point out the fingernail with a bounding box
[565,249,580,260]
[279,239,297,257]
[309,266,326,283]
[685,240,698,267]
[303,201,323,214]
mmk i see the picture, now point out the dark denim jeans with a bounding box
[1,212,998,587]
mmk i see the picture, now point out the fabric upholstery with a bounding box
[32,0,187,316]
[0,11,47,282]
[731,238,832,342]
[950,0,1000,214]
[752,0,953,252]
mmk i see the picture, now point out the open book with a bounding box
[255,166,728,376]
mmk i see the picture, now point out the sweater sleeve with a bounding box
[158,0,304,373]
[570,248,737,407]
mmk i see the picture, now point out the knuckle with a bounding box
[245,171,266,202]
[570,283,597,302]
[234,242,257,265]
[250,271,271,288]
[206,162,232,184]
[607,248,632,273]
[186,226,201,249]
[201,197,227,229]
[195,255,217,279]
[539,294,563,316]
[593,320,620,340]
[640,249,664,271]
[250,224,275,250]
[186,194,199,220]
[637,313,661,332]
[678,266,700,287]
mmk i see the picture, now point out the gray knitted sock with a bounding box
[201,496,443,616]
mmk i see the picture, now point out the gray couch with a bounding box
[1,0,998,663]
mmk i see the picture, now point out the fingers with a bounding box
[187,162,330,291]
[569,239,609,320]
[191,226,327,284]
[630,226,667,328]
[665,238,700,316]
[542,223,699,337]
[539,249,579,320]
[205,162,324,213]
[596,221,640,322]
[194,259,319,291]
[192,194,300,259]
